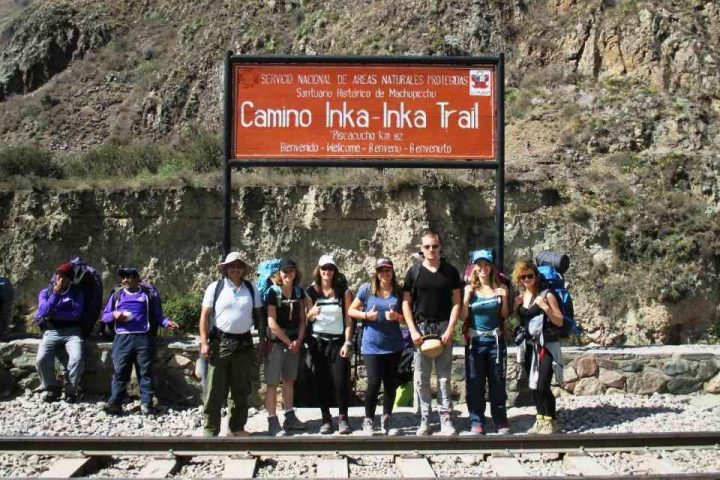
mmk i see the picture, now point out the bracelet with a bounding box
[364,312,367,320]
[343,341,352,347]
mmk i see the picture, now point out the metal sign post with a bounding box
[223,53,505,268]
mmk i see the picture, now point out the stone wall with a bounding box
[2,338,719,406]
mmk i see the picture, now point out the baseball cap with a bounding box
[318,254,336,268]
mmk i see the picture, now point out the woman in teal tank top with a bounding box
[461,249,509,434]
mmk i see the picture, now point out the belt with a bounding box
[211,327,252,340]
[469,327,502,364]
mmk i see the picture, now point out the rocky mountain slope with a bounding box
[0,0,718,345]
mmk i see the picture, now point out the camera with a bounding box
[513,325,530,346]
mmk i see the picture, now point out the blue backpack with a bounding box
[537,257,581,338]
[255,259,282,305]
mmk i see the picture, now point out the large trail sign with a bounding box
[223,54,505,264]
[232,64,496,160]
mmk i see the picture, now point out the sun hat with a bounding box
[318,254,336,268]
[376,257,394,269]
[471,249,494,264]
[420,334,444,359]
[217,252,249,273]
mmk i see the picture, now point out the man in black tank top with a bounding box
[402,230,462,436]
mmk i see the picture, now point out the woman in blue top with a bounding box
[461,249,510,435]
[348,257,405,436]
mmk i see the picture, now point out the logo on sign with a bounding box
[469,70,492,96]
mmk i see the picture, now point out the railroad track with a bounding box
[2,432,720,479]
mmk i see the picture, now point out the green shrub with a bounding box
[175,127,222,173]
[162,291,202,334]
[67,143,165,178]
[0,145,64,178]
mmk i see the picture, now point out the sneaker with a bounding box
[267,416,286,437]
[536,416,558,434]
[380,414,398,436]
[319,420,334,435]
[282,410,306,431]
[470,424,485,435]
[362,417,375,435]
[42,389,61,403]
[439,413,456,436]
[140,403,156,416]
[338,416,352,435]
[495,423,510,435]
[103,401,123,415]
[416,416,431,436]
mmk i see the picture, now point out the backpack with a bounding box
[109,282,163,336]
[536,252,581,338]
[255,259,282,305]
[0,277,14,336]
[48,257,103,338]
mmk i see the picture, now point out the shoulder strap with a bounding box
[111,285,122,311]
[243,279,256,301]
[269,284,283,308]
[212,277,225,312]
[410,262,421,298]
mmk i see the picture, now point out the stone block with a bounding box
[621,362,643,373]
[597,359,618,370]
[626,368,668,395]
[81,372,112,396]
[599,369,626,389]
[83,350,113,372]
[167,354,193,368]
[573,377,605,395]
[18,374,41,390]
[667,376,702,395]
[696,360,718,381]
[662,359,694,376]
[605,387,625,395]
[575,356,598,378]
[0,343,20,362]
[9,367,26,378]
[563,367,579,383]
[703,372,720,393]
[11,353,37,370]
[563,381,576,393]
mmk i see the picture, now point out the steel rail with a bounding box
[2,432,720,455]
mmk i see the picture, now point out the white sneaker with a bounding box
[362,417,375,435]
[416,416,431,436]
[440,413,456,436]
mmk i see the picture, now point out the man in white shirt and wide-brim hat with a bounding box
[199,252,264,437]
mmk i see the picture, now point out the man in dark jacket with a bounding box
[35,262,85,403]
[101,266,177,415]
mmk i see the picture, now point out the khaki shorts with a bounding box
[264,342,300,385]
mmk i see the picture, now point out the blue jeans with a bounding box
[465,338,507,428]
[109,333,155,405]
[36,326,84,394]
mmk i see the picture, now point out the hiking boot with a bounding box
[527,415,543,434]
[282,410,306,431]
[440,413,456,436]
[470,424,485,435]
[140,403,156,416]
[380,414,398,436]
[495,423,510,435]
[64,392,78,404]
[536,416,559,434]
[267,416,286,437]
[103,401,123,415]
[362,417,375,436]
[338,416,352,435]
[319,415,334,434]
[42,388,61,403]
[416,416,431,436]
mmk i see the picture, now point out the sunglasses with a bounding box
[377,267,393,273]
[519,273,535,281]
[422,244,440,250]
[319,265,335,271]
[281,268,295,274]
